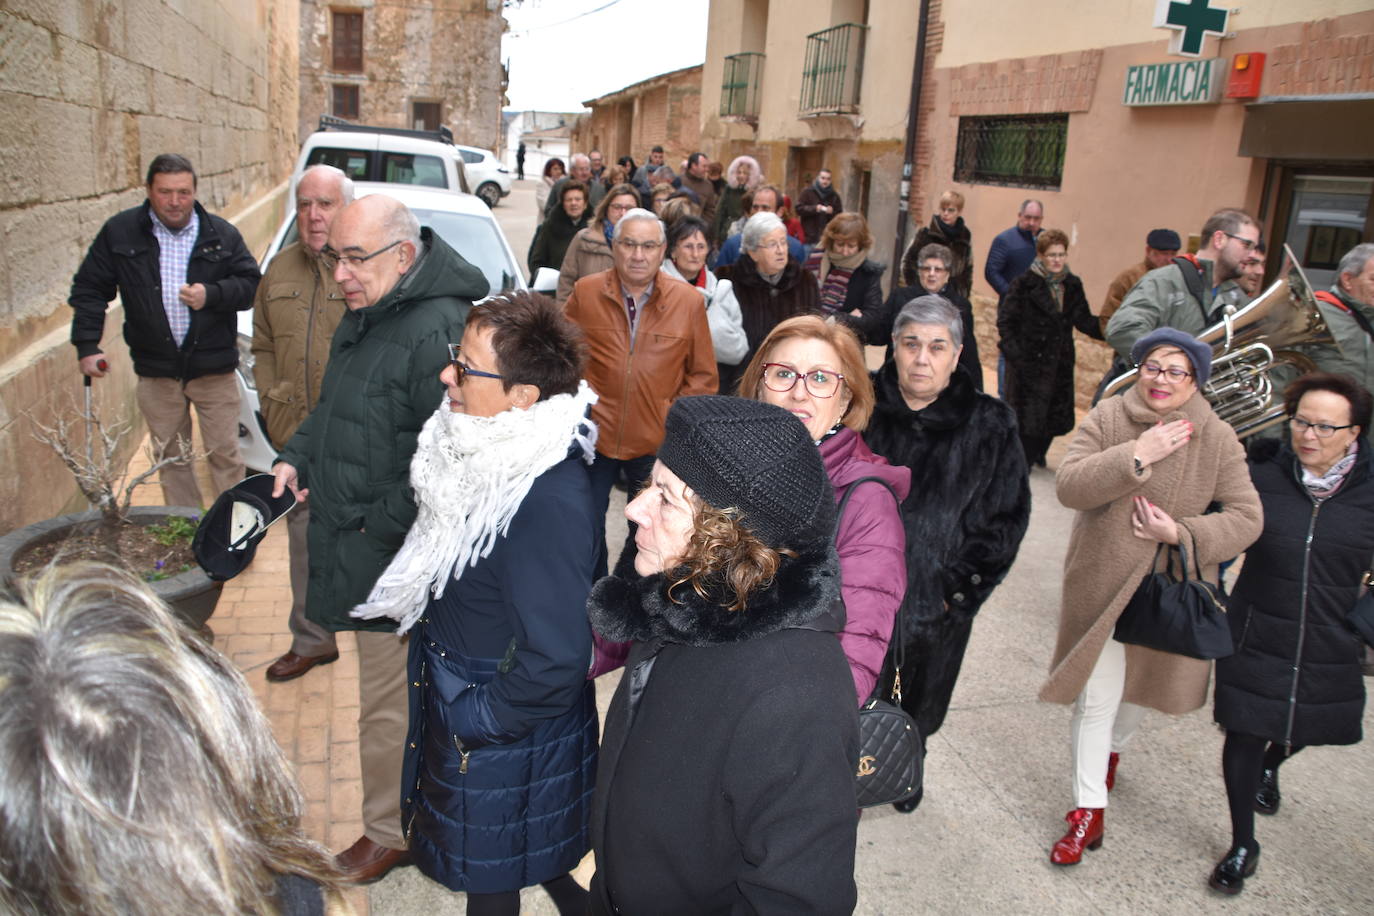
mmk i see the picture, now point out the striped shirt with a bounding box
[150,209,199,346]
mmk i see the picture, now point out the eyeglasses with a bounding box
[1225,232,1258,251]
[1290,416,1355,438]
[919,264,950,274]
[615,238,663,253]
[320,239,404,271]
[607,202,636,214]
[761,363,845,398]
[1139,362,1193,383]
[447,344,504,383]
[754,240,788,253]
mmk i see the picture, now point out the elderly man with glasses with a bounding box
[1107,208,1258,362]
[270,193,490,884]
[563,208,718,576]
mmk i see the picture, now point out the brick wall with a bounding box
[574,66,703,166]
[299,0,503,151]
[947,49,1102,116]
[0,0,299,533]
[1268,18,1374,96]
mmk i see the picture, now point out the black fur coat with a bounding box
[587,546,859,914]
[862,363,1031,734]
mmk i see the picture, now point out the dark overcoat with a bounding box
[276,230,488,631]
[997,269,1100,439]
[1214,438,1373,746]
[587,544,859,915]
[905,215,974,300]
[862,363,1030,734]
[404,452,599,893]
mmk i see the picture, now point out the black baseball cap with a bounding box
[192,474,297,581]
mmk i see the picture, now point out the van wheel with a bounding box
[477,183,500,208]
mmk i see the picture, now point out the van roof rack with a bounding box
[317,115,453,145]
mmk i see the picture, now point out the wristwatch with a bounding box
[1133,455,1145,477]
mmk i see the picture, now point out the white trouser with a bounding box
[1070,638,1149,809]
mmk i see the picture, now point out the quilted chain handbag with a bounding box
[837,477,924,809]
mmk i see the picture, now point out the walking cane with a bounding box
[84,358,109,464]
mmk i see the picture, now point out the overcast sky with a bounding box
[502,0,710,112]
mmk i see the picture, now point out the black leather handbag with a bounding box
[1114,541,1234,660]
[837,477,924,809]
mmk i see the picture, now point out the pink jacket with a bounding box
[822,427,911,704]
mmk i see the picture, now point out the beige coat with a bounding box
[250,242,347,449]
[556,225,613,304]
[1041,386,1263,714]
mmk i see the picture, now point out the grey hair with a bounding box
[0,563,340,915]
[1337,242,1374,285]
[917,243,953,269]
[1019,198,1044,214]
[298,163,355,204]
[892,294,963,350]
[570,153,590,168]
[611,207,666,244]
[383,198,422,252]
[742,211,785,251]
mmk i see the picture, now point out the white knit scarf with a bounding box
[351,380,598,634]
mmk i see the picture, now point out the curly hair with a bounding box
[667,500,794,613]
[1036,228,1070,255]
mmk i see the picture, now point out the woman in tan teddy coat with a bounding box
[1042,328,1263,867]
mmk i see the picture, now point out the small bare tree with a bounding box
[30,399,202,535]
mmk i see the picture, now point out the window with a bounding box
[306,146,370,181]
[331,84,359,120]
[954,114,1068,190]
[382,153,447,188]
[332,11,364,72]
[412,101,441,132]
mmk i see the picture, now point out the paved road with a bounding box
[371,182,1374,914]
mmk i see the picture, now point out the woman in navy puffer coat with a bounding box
[1209,373,1374,896]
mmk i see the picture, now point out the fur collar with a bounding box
[872,360,979,432]
[725,250,808,293]
[588,543,841,648]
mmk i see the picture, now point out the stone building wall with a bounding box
[299,0,504,152]
[573,65,703,166]
[0,0,299,534]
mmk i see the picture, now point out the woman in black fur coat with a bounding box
[863,295,1031,812]
[996,228,1102,467]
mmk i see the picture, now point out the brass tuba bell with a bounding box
[1101,247,1335,438]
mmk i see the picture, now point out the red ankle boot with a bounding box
[1106,752,1120,792]
[1050,807,1104,866]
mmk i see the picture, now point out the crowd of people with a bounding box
[4,147,1371,913]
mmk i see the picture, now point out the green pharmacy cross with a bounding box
[1154,0,1229,58]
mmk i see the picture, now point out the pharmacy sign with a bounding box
[1154,0,1229,58]
[1123,58,1226,106]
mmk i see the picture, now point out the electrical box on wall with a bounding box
[1225,53,1266,99]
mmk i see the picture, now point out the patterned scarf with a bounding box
[1301,438,1359,501]
[813,248,867,314]
[1030,257,1068,310]
[351,382,599,634]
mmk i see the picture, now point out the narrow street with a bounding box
[207,183,1374,914]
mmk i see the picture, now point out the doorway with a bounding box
[1266,165,1374,289]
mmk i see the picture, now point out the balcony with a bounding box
[799,23,866,117]
[720,52,764,121]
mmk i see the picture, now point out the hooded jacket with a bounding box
[276,229,488,631]
[69,200,261,378]
[1214,438,1373,746]
[587,544,859,915]
[822,427,911,702]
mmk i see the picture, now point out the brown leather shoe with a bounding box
[265,650,339,682]
[336,835,412,884]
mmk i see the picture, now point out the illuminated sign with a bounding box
[1154,0,1230,58]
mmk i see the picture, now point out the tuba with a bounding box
[1101,248,1335,439]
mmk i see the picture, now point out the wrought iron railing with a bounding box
[799,23,866,116]
[953,114,1069,189]
[720,52,764,120]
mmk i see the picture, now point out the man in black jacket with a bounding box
[69,153,260,508]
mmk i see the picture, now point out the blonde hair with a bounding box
[0,563,341,915]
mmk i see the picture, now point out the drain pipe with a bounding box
[890,0,932,291]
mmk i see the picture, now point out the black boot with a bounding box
[1254,767,1280,815]
[1208,843,1260,895]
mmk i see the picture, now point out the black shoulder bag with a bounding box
[837,476,924,808]
[1114,541,1234,660]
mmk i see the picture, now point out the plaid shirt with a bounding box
[149,209,199,346]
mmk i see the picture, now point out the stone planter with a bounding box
[0,506,222,633]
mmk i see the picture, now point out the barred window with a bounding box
[954,114,1068,190]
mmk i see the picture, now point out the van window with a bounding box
[382,153,447,188]
[306,147,372,182]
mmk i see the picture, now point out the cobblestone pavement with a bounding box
[137,184,1373,914]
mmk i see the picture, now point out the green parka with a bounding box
[277,229,488,632]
